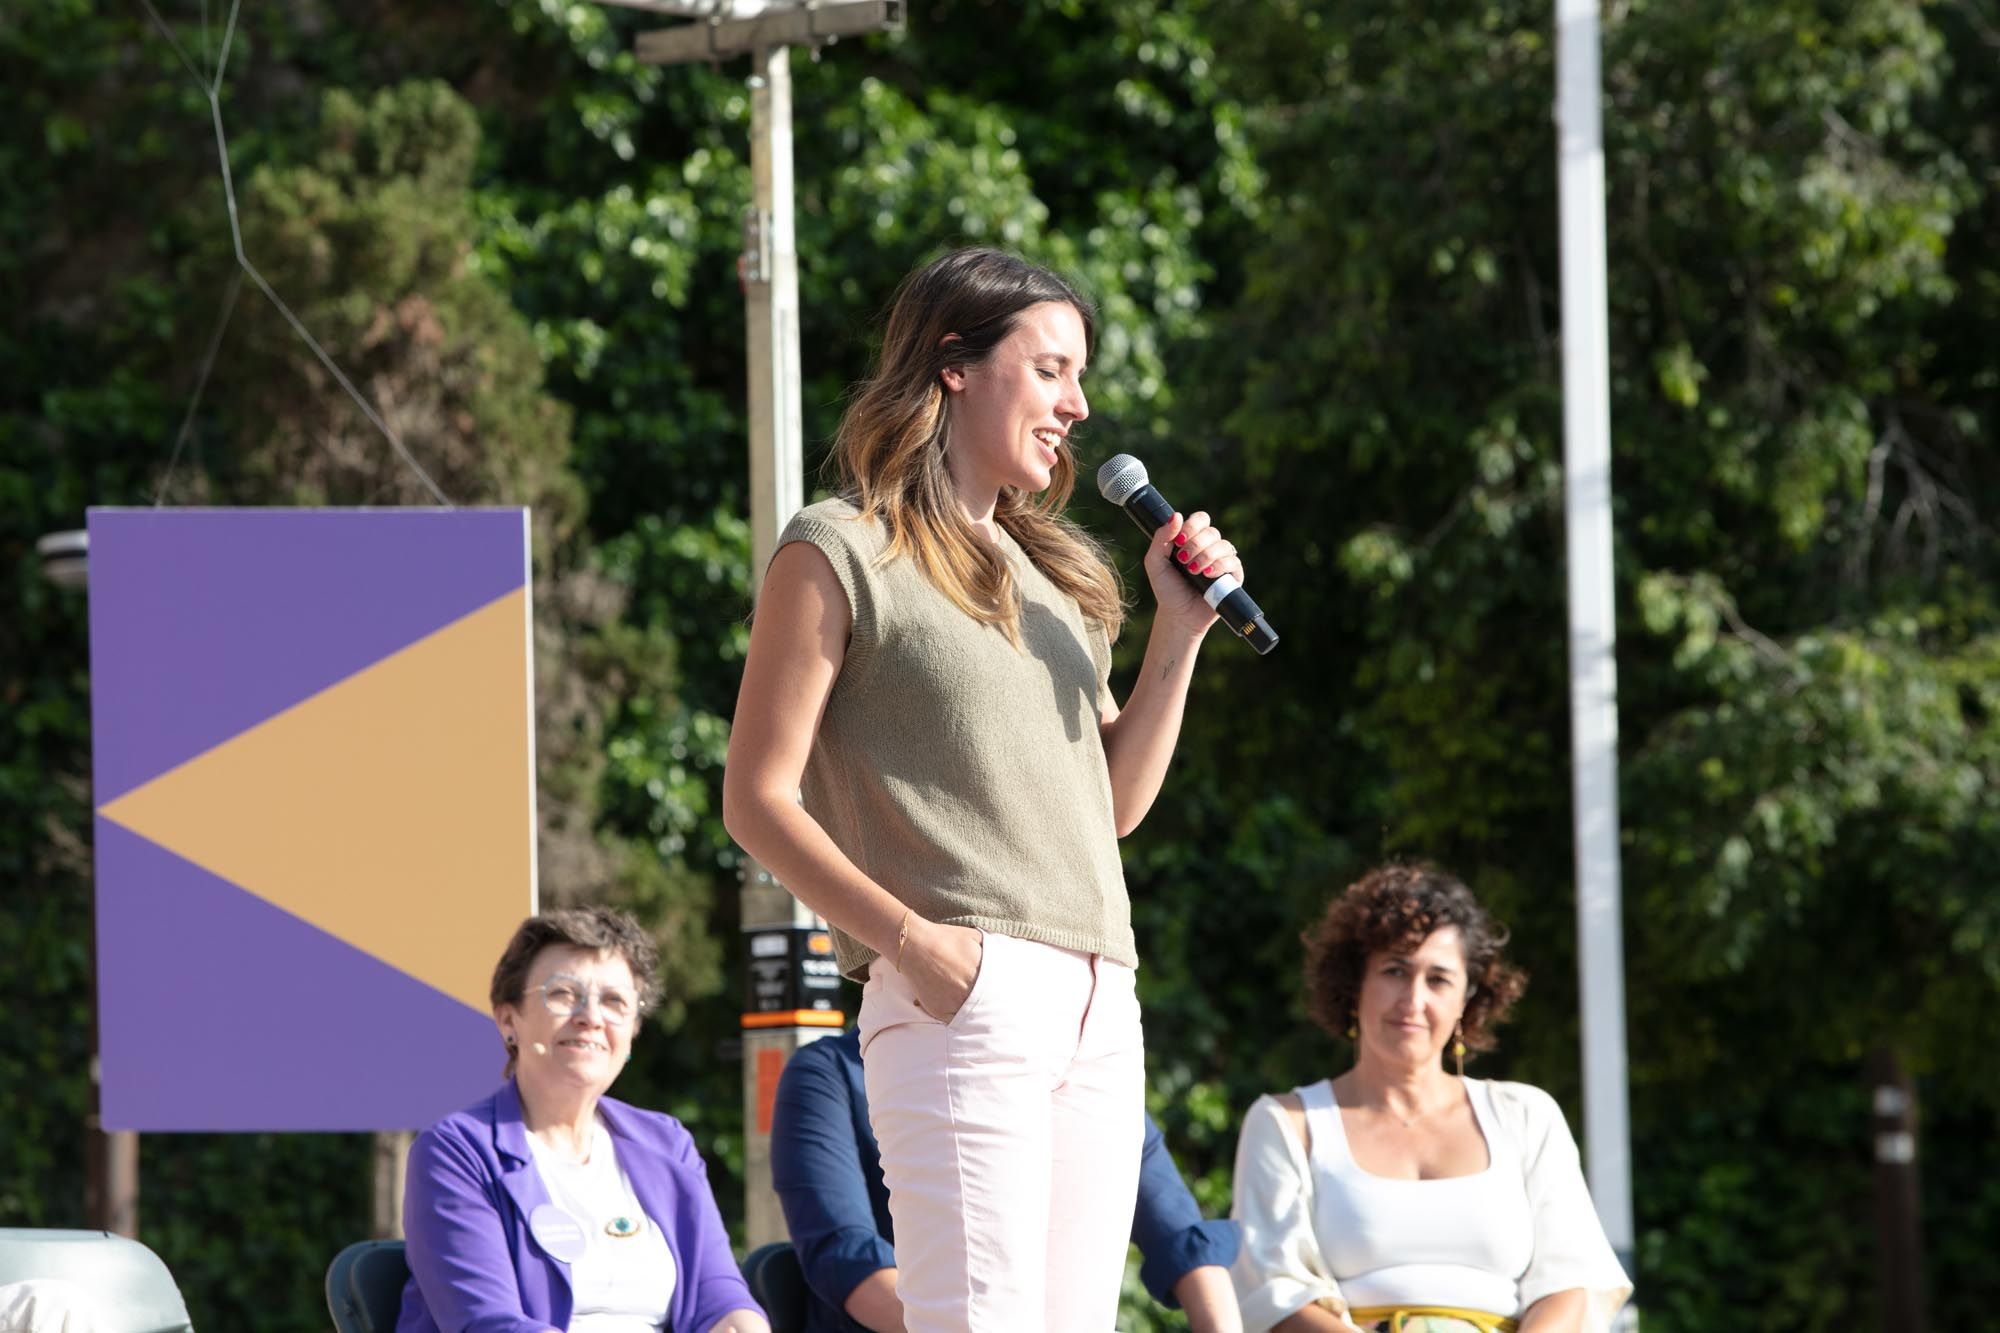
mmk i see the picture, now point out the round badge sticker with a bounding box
[529,1204,588,1263]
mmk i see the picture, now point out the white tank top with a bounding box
[1299,1077,1535,1315]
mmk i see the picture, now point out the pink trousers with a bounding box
[858,932,1145,1332]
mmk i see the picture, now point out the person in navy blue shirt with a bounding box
[771,1029,1241,1332]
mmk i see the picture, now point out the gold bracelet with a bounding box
[894,909,912,972]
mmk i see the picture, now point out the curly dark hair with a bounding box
[490,906,662,1078]
[1303,861,1527,1057]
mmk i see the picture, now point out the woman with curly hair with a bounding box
[1229,863,1630,1333]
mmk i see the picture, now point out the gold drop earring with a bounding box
[1452,1019,1467,1078]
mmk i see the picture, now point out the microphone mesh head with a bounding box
[1096,454,1149,505]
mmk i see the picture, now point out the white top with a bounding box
[525,1118,677,1332]
[1230,1078,1632,1333]
[1301,1077,1533,1313]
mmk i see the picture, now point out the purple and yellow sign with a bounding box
[87,509,537,1131]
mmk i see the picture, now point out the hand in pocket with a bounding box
[902,920,984,1021]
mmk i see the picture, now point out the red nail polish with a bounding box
[1177,549,1192,564]
[1173,533,1187,547]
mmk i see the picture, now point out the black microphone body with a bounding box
[1096,454,1279,655]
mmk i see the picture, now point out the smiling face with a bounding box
[939,299,1090,504]
[1356,925,1471,1072]
[494,944,638,1101]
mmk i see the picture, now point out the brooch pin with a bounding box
[605,1215,644,1239]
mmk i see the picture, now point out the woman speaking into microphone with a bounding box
[723,246,1247,1331]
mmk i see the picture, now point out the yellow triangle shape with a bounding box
[100,587,535,1012]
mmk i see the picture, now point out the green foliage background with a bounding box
[3,1,1996,1329]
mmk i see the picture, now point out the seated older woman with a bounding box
[1230,864,1631,1333]
[399,907,768,1333]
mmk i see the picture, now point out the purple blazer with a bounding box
[398,1081,761,1333]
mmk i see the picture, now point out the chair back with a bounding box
[0,1228,194,1333]
[740,1241,810,1333]
[324,1239,409,1333]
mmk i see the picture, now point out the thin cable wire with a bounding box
[153,270,242,506]
[208,0,240,98]
[134,0,207,88]
[137,0,454,506]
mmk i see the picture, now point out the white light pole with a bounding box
[1556,0,1637,1303]
[742,40,805,589]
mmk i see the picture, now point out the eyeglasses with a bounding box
[535,975,640,1027]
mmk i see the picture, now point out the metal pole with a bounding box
[85,1061,140,1239]
[1555,0,1636,1294]
[1867,1048,1927,1332]
[737,40,820,1250]
[372,1131,413,1239]
[46,528,142,1240]
[743,42,804,584]
[634,1,904,64]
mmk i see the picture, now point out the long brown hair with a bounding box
[831,247,1125,645]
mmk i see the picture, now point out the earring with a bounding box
[505,1035,517,1051]
[1452,1020,1467,1078]
[1347,1011,1358,1041]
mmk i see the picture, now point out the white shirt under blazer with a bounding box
[1230,1077,1632,1333]
[525,1118,678,1332]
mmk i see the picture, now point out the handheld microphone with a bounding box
[1096,454,1278,655]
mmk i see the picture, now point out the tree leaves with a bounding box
[5,0,2000,1326]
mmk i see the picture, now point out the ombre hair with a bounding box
[831,247,1125,645]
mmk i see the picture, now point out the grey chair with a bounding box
[0,1228,194,1333]
[739,1241,808,1333]
[324,1240,408,1333]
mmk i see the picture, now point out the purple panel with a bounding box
[96,819,501,1131]
[86,509,527,803]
